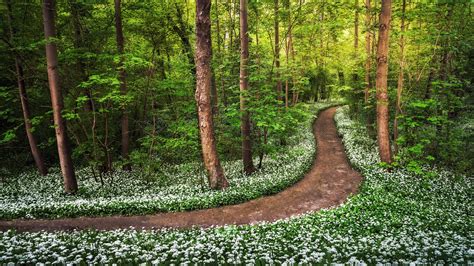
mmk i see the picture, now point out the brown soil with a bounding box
[0,107,362,232]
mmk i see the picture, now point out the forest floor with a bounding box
[0,107,362,232]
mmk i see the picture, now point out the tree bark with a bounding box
[7,0,48,176]
[353,0,359,84]
[173,2,196,77]
[364,0,371,103]
[393,0,406,155]
[375,0,392,164]
[42,0,77,193]
[69,0,93,112]
[239,0,256,175]
[274,0,282,102]
[354,0,359,51]
[212,0,220,116]
[195,0,228,189]
[114,0,130,170]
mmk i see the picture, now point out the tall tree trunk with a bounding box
[42,0,77,193]
[274,0,282,102]
[213,0,221,115]
[393,0,406,155]
[354,0,359,51]
[375,0,392,164]
[353,0,359,85]
[69,0,92,112]
[240,0,256,175]
[285,42,289,109]
[114,0,130,170]
[195,0,228,189]
[364,0,371,103]
[285,0,293,109]
[7,0,48,176]
[173,2,196,77]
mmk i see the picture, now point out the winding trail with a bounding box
[0,107,362,232]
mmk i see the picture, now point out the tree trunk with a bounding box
[7,0,48,176]
[274,0,282,102]
[173,3,196,77]
[393,0,406,155]
[364,0,371,103]
[354,0,359,51]
[240,0,256,175]
[69,0,93,112]
[114,0,130,170]
[353,0,359,85]
[212,0,220,116]
[285,42,289,109]
[195,0,228,189]
[285,0,293,109]
[42,0,77,193]
[375,0,392,164]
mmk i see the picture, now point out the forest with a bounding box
[0,0,472,264]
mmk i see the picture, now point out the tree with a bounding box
[274,0,282,102]
[114,0,130,170]
[240,0,256,175]
[171,2,196,77]
[195,0,228,189]
[6,0,48,176]
[353,0,359,84]
[42,0,78,193]
[375,0,392,164]
[69,0,93,112]
[364,0,371,103]
[393,0,406,155]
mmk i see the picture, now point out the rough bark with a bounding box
[375,0,392,164]
[114,0,130,170]
[195,0,228,189]
[239,0,256,175]
[364,0,371,103]
[42,0,78,193]
[274,0,282,102]
[393,0,406,155]
[7,0,48,176]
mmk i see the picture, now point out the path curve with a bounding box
[0,107,362,232]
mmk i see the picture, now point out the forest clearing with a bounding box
[0,0,472,264]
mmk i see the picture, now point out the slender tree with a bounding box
[7,0,48,176]
[195,0,229,189]
[353,0,359,84]
[393,0,406,155]
[375,0,392,163]
[364,0,371,103]
[240,0,256,175]
[69,0,93,112]
[274,0,282,102]
[172,2,196,77]
[114,0,130,170]
[42,0,78,193]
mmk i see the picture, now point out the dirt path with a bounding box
[0,107,362,232]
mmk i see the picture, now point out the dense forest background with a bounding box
[0,0,472,187]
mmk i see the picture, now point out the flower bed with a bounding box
[0,105,471,264]
[0,102,338,220]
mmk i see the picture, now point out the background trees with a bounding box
[0,0,472,187]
